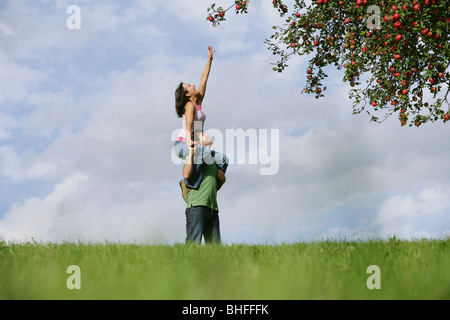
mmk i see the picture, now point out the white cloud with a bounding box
[0,113,17,141]
[374,187,450,239]
[0,145,57,182]
[0,54,46,104]
[0,173,186,243]
[0,174,89,242]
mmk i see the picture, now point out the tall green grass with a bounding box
[0,238,448,299]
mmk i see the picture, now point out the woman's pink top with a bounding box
[176,104,206,142]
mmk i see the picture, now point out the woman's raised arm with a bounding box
[197,45,215,103]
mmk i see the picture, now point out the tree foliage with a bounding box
[207,0,450,127]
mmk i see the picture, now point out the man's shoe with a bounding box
[179,180,190,203]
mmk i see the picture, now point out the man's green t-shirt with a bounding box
[186,162,218,211]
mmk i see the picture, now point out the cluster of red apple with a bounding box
[272,0,288,15]
[235,0,247,11]
[206,1,249,25]
[287,0,449,127]
[207,0,449,127]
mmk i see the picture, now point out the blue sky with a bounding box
[0,0,449,244]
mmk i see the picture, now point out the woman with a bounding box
[174,45,228,197]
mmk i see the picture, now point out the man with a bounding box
[182,132,226,244]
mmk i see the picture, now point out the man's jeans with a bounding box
[185,206,221,244]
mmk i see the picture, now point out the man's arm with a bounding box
[182,146,196,180]
[217,169,226,191]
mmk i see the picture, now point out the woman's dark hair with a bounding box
[175,82,189,118]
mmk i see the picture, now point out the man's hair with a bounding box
[175,82,189,118]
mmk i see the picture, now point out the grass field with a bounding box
[0,238,449,300]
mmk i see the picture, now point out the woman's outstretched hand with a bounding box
[207,45,215,61]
